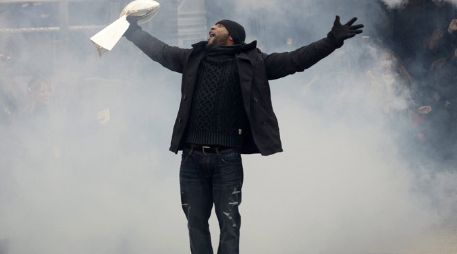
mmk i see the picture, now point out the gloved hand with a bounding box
[327,16,364,48]
[123,15,142,37]
[126,15,141,25]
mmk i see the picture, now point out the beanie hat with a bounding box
[216,19,246,44]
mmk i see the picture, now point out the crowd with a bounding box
[376,0,457,163]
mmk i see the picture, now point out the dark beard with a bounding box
[209,34,230,46]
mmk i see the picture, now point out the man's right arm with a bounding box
[124,25,190,73]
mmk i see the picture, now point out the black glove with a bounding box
[327,16,364,48]
[123,15,142,37]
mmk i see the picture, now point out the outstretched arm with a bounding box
[264,16,364,80]
[124,17,191,73]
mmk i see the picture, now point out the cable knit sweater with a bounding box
[184,45,248,148]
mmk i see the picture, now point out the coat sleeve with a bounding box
[263,37,339,80]
[125,28,191,73]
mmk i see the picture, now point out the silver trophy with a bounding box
[90,0,160,56]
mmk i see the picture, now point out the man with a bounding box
[124,16,363,254]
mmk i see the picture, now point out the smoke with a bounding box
[1,0,457,254]
[381,0,408,8]
[382,0,457,8]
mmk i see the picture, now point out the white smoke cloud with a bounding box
[382,0,457,8]
[381,0,408,8]
[1,0,457,254]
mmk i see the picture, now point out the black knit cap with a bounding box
[216,19,246,44]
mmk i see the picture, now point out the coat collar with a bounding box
[191,40,257,63]
[191,40,257,51]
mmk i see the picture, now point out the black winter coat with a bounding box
[126,28,339,156]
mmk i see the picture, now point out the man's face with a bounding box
[208,23,232,46]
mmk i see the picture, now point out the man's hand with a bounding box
[126,15,141,25]
[123,15,142,37]
[327,16,364,47]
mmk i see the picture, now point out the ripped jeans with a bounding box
[180,147,243,254]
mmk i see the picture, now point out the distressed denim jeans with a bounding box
[180,148,243,254]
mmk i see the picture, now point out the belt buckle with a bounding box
[202,145,211,154]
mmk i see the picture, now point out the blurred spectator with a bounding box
[0,79,18,126]
[12,75,61,160]
[377,1,457,162]
[0,51,19,126]
[23,76,54,116]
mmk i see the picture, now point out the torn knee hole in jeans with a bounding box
[223,211,237,228]
[181,191,191,213]
[223,186,241,227]
[230,186,241,205]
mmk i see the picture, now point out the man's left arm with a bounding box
[264,16,364,80]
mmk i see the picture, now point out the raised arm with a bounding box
[124,18,191,73]
[264,16,364,80]
[263,38,338,80]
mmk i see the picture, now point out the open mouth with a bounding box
[209,32,215,38]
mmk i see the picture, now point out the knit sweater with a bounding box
[184,45,248,148]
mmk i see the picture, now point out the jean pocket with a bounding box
[220,151,242,164]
